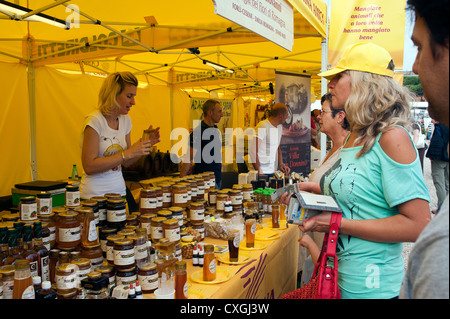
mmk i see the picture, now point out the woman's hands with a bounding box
[123,126,160,165]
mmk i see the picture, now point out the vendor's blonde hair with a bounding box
[98,72,138,116]
[345,70,414,158]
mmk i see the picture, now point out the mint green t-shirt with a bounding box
[320,127,430,299]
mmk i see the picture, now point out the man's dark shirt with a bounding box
[189,120,222,186]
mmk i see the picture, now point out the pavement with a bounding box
[402,142,439,271]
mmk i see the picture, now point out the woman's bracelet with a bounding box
[121,151,126,163]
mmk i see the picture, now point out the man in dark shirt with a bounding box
[180,99,223,188]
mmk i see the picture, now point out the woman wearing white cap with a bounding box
[285,42,431,299]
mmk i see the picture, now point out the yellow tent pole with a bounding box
[0,49,25,62]
[20,0,71,19]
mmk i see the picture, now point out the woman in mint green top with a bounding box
[293,43,431,299]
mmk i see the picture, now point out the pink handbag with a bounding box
[282,212,342,299]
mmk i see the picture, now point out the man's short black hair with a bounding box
[407,0,449,58]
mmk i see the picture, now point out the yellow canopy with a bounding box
[0,0,327,196]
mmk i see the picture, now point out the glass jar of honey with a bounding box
[75,207,98,246]
[189,202,204,222]
[113,238,136,270]
[56,211,81,249]
[138,262,158,294]
[172,184,188,208]
[80,243,103,270]
[106,198,127,230]
[163,219,180,243]
[150,217,165,243]
[139,188,157,214]
[91,196,107,227]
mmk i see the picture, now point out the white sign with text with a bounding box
[213,0,294,51]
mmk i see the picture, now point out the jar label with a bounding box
[216,200,225,211]
[140,197,157,209]
[107,208,127,222]
[99,208,107,221]
[90,256,103,270]
[21,202,37,221]
[163,193,172,203]
[114,248,135,266]
[40,255,50,282]
[135,243,148,260]
[56,272,77,290]
[29,260,38,278]
[209,194,217,204]
[165,228,180,242]
[151,226,163,239]
[59,226,81,242]
[66,191,80,206]
[243,191,253,200]
[251,223,256,235]
[21,286,35,299]
[231,196,243,205]
[183,282,189,298]
[88,220,98,241]
[138,273,158,290]
[209,259,216,274]
[116,274,137,287]
[37,198,52,215]
[191,208,205,221]
[174,193,187,204]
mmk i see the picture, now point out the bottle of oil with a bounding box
[12,259,35,299]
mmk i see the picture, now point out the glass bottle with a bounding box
[0,226,8,264]
[33,222,50,282]
[202,245,216,282]
[175,261,188,299]
[12,259,35,299]
[76,207,98,246]
[36,280,57,299]
[3,228,23,265]
[21,225,39,278]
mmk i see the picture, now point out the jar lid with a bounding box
[138,262,157,271]
[157,210,172,217]
[168,206,183,213]
[141,213,157,219]
[82,243,101,250]
[181,235,194,243]
[106,234,125,242]
[75,207,93,215]
[91,196,107,203]
[0,265,15,275]
[52,207,68,214]
[59,211,78,218]
[204,244,214,253]
[114,238,133,246]
[141,187,156,194]
[37,192,51,198]
[56,263,77,273]
[71,258,91,267]
[107,198,125,204]
[172,184,186,189]
[20,196,36,202]
[96,265,115,274]
[104,193,121,199]
[163,219,179,226]
[175,261,187,271]
[151,216,166,223]
[82,200,98,207]
[66,185,79,191]
[190,201,204,207]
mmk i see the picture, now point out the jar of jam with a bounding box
[154,187,163,210]
[55,263,79,291]
[99,227,116,257]
[190,202,204,222]
[91,196,107,227]
[140,213,156,240]
[106,198,127,229]
[216,194,227,214]
[80,243,103,270]
[117,228,135,238]
[172,184,188,208]
[187,180,198,202]
[106,234,125,265]
[75,207,98,246]
[196,179,206,201]
[138,262,158,294]
[113,238,135,269]
[230,189,243,206]
[56,211,81,249]
[82,200,99,225]
[37,192,52,215]
[127,233,148,265]
[139,188,157,214]
[20,196,37,221]
[181,183,192,205]
[208,189,217,207]
[168,207,184,227]
[191,220,205,241]
[243,184,254,201]
[150,217,165,243]
[71,257,92,282]
[208,172,216,190]
[160,183,172,208]
[65,185,80,207]
[115,266,136,287]
[163,219,180,243]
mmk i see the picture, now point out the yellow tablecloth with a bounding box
[145,218,299,299]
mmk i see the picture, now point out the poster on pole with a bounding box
[212,0,294,51]
[328,0,406,70]
[275,71,311,176]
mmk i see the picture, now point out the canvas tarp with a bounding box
[0,0,327,196]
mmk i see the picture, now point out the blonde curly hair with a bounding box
[98,72,138,116]
[345,70,415,157]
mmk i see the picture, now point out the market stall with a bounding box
[0,0,327,197]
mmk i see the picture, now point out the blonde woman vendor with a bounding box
[80,72,160,199]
